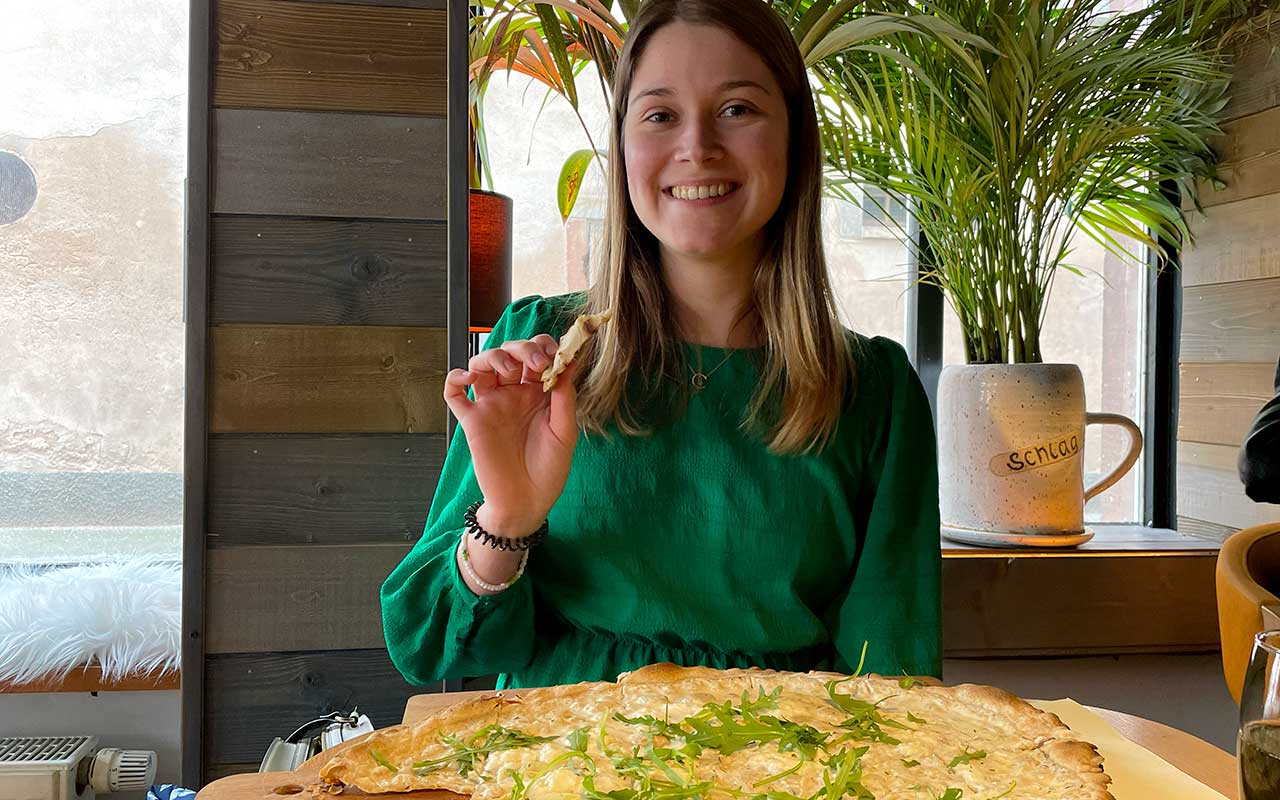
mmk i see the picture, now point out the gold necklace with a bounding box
[691,345,736,392]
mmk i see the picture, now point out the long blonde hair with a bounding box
[573,0,856,455]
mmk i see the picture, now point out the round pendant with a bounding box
[691,371,707,391]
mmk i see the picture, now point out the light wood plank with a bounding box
[0,666,179,694]
[209,324,447,433]
[204,649,430,767]
[206,543,411,653]
[1178,362,1277,447]
[1183,194,1280,286]
[1220,19,1280,123]
[1190,106,1280,209]
[208,433,442,546]
[211,215,447,325]
[1181,277,1280,363]
[942,555,1219,655]
[212,108,446,219]
[214,0,446,115]
[1178,441,1280,531]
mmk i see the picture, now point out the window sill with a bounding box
[941,523,1222,557]
[941,525,1220,657]
[0,665,180,694]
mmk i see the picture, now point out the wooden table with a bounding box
[198,690,1239,799]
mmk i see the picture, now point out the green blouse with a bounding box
[381,293,941,689]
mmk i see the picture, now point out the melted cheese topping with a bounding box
[322,670,1108,800]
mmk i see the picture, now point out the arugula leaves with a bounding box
[369,748,397,772]
[947,747,988,770]
[411,724,556,777]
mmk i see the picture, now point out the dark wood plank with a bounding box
[1177,515,1238,543]
[942,554,1219,656]
[208,433,442,546]
[206,543,411,653]
[211,215,447,325]
[1183,193,1280,286]
[205,649,435,767]
[1178,440,1278,531]
[212,108,446,219]
[214,0,446,115]
[1190,106,1280,209]
[1220,19,1280,123]
[209,324,447,433]
[1181,277,1280,363]
[1178,361,1277,447]
[202,763,260,784]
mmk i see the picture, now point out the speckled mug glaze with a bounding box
[937,363,1143,546]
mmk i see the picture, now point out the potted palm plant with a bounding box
[812,0,1234,545]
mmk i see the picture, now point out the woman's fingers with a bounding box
[469,349,522,386]
[547,360,579,445]
[500,340,554,376]
[530,334,559,361]
[468,340,561,387]
[443,369,476,419]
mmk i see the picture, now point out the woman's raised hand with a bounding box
[442,334,579,537]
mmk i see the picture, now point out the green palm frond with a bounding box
[813,0,1233,363]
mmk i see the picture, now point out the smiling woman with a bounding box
[382,0,941,694]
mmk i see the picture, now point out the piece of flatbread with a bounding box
[540,309,613,392]
[319,663,1112,799]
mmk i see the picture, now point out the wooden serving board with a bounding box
[197,693,485,800]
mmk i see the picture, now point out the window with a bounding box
[0,0,187,565]
[825,187,911,344]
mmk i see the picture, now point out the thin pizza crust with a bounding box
[541,309,612,392]
[319,664,1113,799]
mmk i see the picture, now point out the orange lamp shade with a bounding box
[469,188,513,331]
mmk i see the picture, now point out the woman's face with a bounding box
[623,20,789,266]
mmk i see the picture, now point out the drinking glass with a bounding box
[1239,630,1280,799]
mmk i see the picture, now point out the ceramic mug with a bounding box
[936,363,1143,547]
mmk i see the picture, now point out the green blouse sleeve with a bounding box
[380,296,551,684]
[826,337,942,679]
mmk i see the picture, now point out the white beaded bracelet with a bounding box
[457,533,528,593]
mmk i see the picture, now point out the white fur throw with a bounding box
[0,558,181,684]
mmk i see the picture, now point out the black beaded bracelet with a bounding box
[464,500,548,551]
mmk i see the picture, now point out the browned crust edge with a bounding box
[319,664,1115,800]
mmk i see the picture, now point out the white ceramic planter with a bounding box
[937,363,1143,547]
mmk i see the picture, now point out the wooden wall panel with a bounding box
[196,0,454,786]
[1178,441,1280,532]
[209,324,447,433]
[208,433,443,546]
[1183,194,1280,286]
[212,108,446,219]
[1180,278,1280,363]
[205,649,430,766]
[1178,362,1276,447]
[206,543,411,653]
[942,555,1219,656]
[1219,20,1280,123]
[211,216,447,326]
[1192,106,1280,210]
[214,0,446,115]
